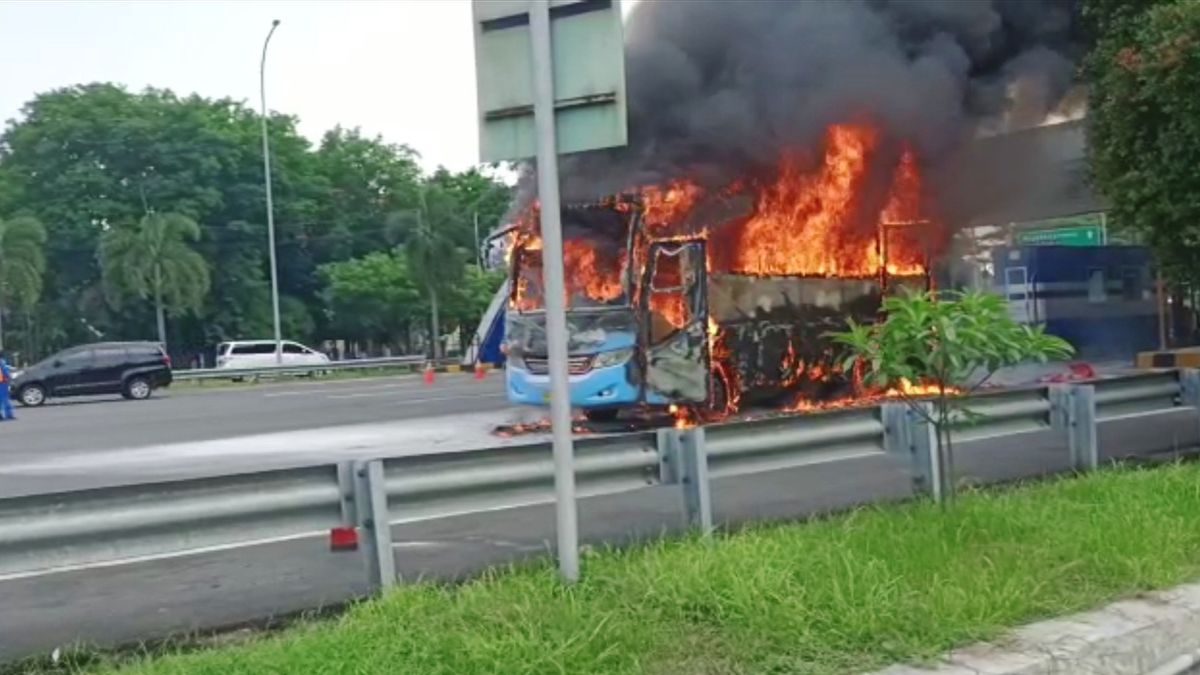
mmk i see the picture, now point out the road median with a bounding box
[16,461,1200,675]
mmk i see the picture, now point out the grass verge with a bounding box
[24,462,1200,675]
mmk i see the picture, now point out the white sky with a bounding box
[0,0,638,173]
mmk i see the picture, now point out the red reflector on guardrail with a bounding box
[329,527,359,551]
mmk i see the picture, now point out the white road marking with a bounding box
[0,530,328,582]
[0,410,540,477]
[324,391,507,402]
[263,380,485,398]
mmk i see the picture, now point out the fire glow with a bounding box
[508,121,947,419]
[513,123,938,310]
[785,378,958,413]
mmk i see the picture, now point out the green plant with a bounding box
[832,290,1074,500]
[0,215,47,351]
[99,213,210,349]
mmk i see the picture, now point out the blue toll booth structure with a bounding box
[992,245,1158,359]
[462,279,508,367]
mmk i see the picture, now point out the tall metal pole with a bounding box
[530,0,579,583]
[260,19,283,365]
[473,210,483,269]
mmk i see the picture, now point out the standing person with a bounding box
[0,351,13,421]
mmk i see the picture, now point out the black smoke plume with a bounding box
[513,0,1083,225]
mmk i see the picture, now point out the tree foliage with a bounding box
[320,250,421,347]
[1087,0,1200,284]
[99,213,211,347]
[833,291,1074,500]
[0,83,511,359]
[0,214,47,351]
[320,250,502,354]
[0,215,47,311]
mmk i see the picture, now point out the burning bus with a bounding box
[502,124,945,422]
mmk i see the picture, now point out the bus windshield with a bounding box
[512,208,631,312]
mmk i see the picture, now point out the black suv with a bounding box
[10,342,173,407]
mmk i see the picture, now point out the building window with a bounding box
[1121,267,1141,301]
[1088,268,1107,303]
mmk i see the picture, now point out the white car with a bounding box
[216,340,330,370]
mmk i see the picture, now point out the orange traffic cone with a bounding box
[423,362,435,385]
[474,361,487,380]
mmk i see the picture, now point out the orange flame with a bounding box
[730,124,929,278]
[642,180,704,230]
[784,378,958,412]
[504,121,949,421]
[563,239,624,303]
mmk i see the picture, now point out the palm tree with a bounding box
[387,186,465,360]
[0,215,47,351]
[99,213,210,349]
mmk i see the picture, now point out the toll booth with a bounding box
[993,245,1157,359]
[462,280,508,367]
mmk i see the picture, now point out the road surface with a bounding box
[3,360,1132,458]
[1,373,511,458]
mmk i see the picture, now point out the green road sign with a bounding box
[1016,225,1106,246]
[472,0,628,162]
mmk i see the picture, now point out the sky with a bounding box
[0,0,638,174]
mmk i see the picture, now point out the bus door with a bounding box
[640,240,709,402]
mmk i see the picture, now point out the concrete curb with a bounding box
[873,582,1200,675]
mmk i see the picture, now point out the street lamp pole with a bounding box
[260,19,283,364]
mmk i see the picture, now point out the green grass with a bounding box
[31,463,1200,675]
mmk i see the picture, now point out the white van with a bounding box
[216,340,330,370]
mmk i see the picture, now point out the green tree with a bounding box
[444,263,506,347]
[423,167,512,259]
[320,250,421,350]
[1087,1,1200,285]
[387,183,468,360]
[832,291,1073,502]
[312,127,423,261]
[0,215,47,351]
[0,84,323,353]
[99,213,211,349]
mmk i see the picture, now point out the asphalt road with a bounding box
[1,373,512,458]
[0,373,533,496]
[2,408,1198,660]
[3,360,1131,460]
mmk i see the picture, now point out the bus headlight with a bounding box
[592,347,634,369]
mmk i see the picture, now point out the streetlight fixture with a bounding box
[260,18,283,364]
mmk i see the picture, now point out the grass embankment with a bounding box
[34,463,1200,674]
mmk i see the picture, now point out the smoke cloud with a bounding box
[515,0,1083,223]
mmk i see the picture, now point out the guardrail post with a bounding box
[656,428,680,484]
[882,402,944,501]
[1051,384,1098,471]
[352,459,395,590]
[1180,369,1200,408]
[336,462,358,525]
[657,427,712,535]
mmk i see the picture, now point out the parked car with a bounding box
[10,342,172,407]
[215,340,330,370]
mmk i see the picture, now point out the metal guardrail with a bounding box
[702,407,885,478]
[172,355,431,381]
[1094,371,1183,419]
[379,434,661,524]
[0,465,348,577]
[951,387,1053,442]
[0,369,1197,589]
